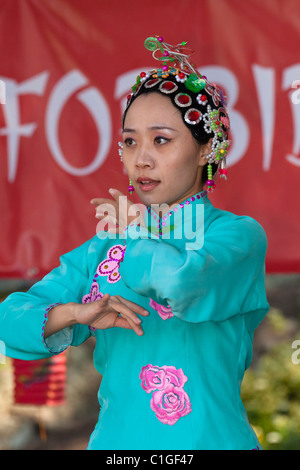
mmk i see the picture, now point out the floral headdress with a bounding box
[122,36,231,192]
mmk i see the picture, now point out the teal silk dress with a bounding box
[0,191,269,450]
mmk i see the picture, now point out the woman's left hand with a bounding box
[90,188,146,234]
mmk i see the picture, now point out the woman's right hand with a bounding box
[72,293,149,336]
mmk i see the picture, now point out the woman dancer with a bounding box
[0,36,269,450]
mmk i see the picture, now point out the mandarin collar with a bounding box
[144,190,207,239]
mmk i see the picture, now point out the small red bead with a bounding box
[178,94,190,105]
[161,81,176,91]
[146,78,160,87]
[188,110,200,121]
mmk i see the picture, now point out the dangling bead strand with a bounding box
[206,163,215,192]
[128,178,134,194]
[219,157,228,179]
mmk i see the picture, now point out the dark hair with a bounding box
[122,89,218,186]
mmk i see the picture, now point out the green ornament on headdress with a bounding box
[185,73,206,93]
[131,75,141,92]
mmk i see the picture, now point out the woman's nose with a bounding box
[135,145,155,168]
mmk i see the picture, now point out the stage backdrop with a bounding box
[0,0,299,278]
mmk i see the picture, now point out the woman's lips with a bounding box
[137,178,160,192]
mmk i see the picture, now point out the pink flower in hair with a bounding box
[221,115,230,130]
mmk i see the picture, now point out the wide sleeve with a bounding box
[0,239,94,361]
[119,215,269,324]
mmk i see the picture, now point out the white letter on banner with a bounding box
[291,80,300,105]
[198,66,249,168]
[46,70,111,176]
[282,64,300,167]
[0,72,49,182]
[0,79,6,104]
[252,65,276,172]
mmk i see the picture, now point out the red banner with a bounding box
[0,0,299,277]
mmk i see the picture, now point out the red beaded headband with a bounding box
[121,36,231,192]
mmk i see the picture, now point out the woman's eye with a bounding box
[124,137,135,147]
[154,136,170,145]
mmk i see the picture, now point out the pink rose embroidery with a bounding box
[82,281,103,303]
[140,364,187,393]
[140,364,191,425]
[150,385,192,426]
[97,244,126,283]
[149,299,174,320]
[140,365,167,393]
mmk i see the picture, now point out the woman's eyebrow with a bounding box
[149,125,178,132]
[122,126,177,133]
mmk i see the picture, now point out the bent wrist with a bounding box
[66,302,79,325]
[44,302,77,338]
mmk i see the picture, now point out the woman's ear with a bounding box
[198,138,213,167]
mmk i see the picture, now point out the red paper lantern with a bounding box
[12,352,66,406]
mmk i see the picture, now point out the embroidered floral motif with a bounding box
[82,281,103,303]
[150,385,192,426]
[81,274,104,332]
[140,364,191,425]
[97,244,126,283]
[140,364,188,393]
[149,299,174,320]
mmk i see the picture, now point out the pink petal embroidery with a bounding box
[82,282,104,304]
[149,299,174,320]
[140,365,168,393]
[140,364,191,425]
[108,245,125,261]
[150,385,192,426]
[140,364,187,393]
[97,244,126,283]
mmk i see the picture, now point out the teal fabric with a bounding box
[0,191,269,450]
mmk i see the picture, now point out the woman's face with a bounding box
[122,92,209,211]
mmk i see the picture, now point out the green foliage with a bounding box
[242,309,300,450]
